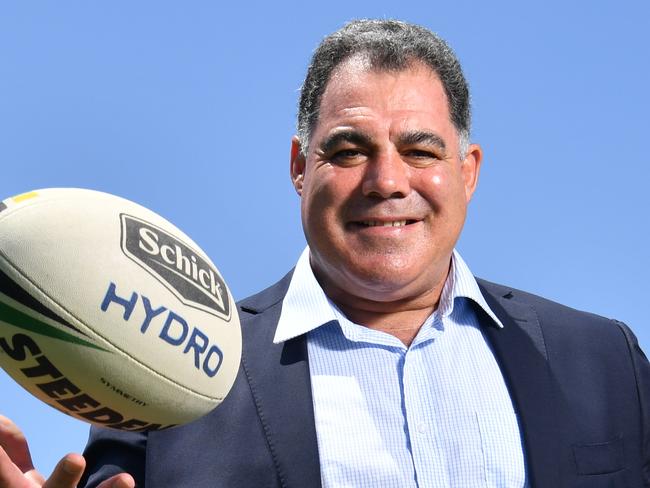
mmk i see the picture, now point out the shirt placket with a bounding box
[402,343,449,488]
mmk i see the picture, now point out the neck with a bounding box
[315,265,450,347]
[336,304,437,346]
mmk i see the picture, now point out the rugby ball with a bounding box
[0,188,241,431]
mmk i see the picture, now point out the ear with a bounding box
[461,143,482,202]
[290,136,306,196]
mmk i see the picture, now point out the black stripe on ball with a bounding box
[0,268,88,337]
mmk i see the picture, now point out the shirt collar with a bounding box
[444,250,504,329]
[273,247,503,344]
[273,248,336,343]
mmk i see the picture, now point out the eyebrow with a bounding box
[319,129,448,155]
[318,130,374,154]
[397,130,447,150]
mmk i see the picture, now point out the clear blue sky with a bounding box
[1,0,648,477]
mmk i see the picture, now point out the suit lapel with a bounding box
[239,276,321,488]
[478,282,573,487]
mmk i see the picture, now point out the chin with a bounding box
[343,264,423,296]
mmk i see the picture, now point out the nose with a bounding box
[361,150,410,199]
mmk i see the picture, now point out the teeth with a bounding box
[363,220,408,227]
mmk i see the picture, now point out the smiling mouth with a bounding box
[359,220,418,227]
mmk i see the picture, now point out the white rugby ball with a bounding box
[0,188,241,431]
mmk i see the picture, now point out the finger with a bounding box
[0,415,35,473]
[41,454,85,488]
[97,473,135,488]
[0,446,33,488]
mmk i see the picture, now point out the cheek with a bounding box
[301,170,350,226]
[419,170,467,212]
[419,170,448,203]
[304,168,360,209]
[421,166,448,188]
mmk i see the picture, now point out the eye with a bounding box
[403,148,441,166]
[330,149,367,166]
[406,149,437,158]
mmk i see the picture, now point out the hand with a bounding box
[0,416,135,488]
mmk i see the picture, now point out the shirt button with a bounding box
[417,422,428,434]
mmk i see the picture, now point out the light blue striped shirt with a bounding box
[275,248,528,487]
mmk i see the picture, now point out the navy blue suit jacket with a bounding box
[80,273,650,487]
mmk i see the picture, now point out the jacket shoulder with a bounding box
[477,277,618,328]
[236,269,294,317]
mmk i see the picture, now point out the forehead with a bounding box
[315,59,453,138]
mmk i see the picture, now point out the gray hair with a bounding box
[297,19,471,156]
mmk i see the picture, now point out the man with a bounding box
[1,19,649,488]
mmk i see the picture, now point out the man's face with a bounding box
[291,60,481,307]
